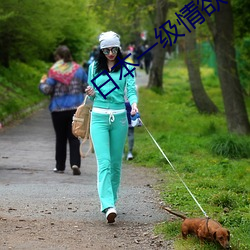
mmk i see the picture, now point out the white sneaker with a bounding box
[53,168,64,173]
[105,207,117,223]
[127,152,133,160]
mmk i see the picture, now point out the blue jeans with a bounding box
[90,111,128,212]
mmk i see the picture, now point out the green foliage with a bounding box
[210,191,238,209]
[236,37,250,95]
[130,58,250,249]
[154,221,181,240]
[210,135,250,159]
[0,0,100,66]
[0,60,48,122]
[92,0,156,46]
[232,0,250,39]
[233,0,250,99]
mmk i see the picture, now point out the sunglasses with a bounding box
[102,47,119,55]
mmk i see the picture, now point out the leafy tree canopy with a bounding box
[0,0,100,66]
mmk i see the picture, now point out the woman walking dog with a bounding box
[85,31,138,223]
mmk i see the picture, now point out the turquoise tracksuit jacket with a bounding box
[87,62,138,109]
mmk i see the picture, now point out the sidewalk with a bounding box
[136,69,149,88]
[0,71,172,249]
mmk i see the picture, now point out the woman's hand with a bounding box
[85,86,96,97]
[131,103,138,116]
[40,74,47,84]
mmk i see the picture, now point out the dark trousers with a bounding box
[144,60,151,74]
[125,102,134,153]
[127,127,134,152]
[51,110,80,171]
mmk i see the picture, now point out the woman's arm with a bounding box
[85,62,96,99]
[39,76,56,95]
[126,66,138,115]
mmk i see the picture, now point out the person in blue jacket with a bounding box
[39,45,87,176]
[85,31,139,223]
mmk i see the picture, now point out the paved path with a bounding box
[0,69,152,223]
[0,107,164,224]
[136,69,149,88]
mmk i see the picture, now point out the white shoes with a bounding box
[127,152,133,160]
[105,207,117,223]
[53,168,64,173]
[53,166,81,175]
[72,165,81,175]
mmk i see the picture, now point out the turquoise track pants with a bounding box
[90,111,128,212]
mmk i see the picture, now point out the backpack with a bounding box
[72,95,93,158]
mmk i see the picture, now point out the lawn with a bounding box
[128,58,250,250]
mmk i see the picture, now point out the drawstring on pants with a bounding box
[109,112,115,124]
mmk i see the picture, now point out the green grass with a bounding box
[129,59,250,250]
[0,60,50,123]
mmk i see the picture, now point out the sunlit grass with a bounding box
[128,58,250,250]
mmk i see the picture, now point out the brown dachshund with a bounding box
[162,207,231,249]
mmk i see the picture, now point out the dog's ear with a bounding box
[227,230,230,240]
[213,231,217,240]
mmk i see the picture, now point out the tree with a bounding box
[232,0,250,39]
[92,0,156,47]
[147,0,169,89]
[232,0,250,96]
[205,0,250,134]
[185,29,219,114]
[0,0,99,66]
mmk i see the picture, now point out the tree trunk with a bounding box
[185,29,219,114]
[147,0,168,89]
[213,0,250,134]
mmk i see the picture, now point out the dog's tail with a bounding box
[162,206,187,220]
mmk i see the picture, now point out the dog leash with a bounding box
[139,118,209,218]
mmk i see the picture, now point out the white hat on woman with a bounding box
[99,31,121,49]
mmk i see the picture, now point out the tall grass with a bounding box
[129,59,250,250]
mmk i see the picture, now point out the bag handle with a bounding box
[79,138,93,158]
[92,61,95,79]
[79,110,94,158]
[83,94,88,105]
[79,61,95,158]
[79,94,93,158]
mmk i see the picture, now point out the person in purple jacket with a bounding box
[39,45,88,175]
